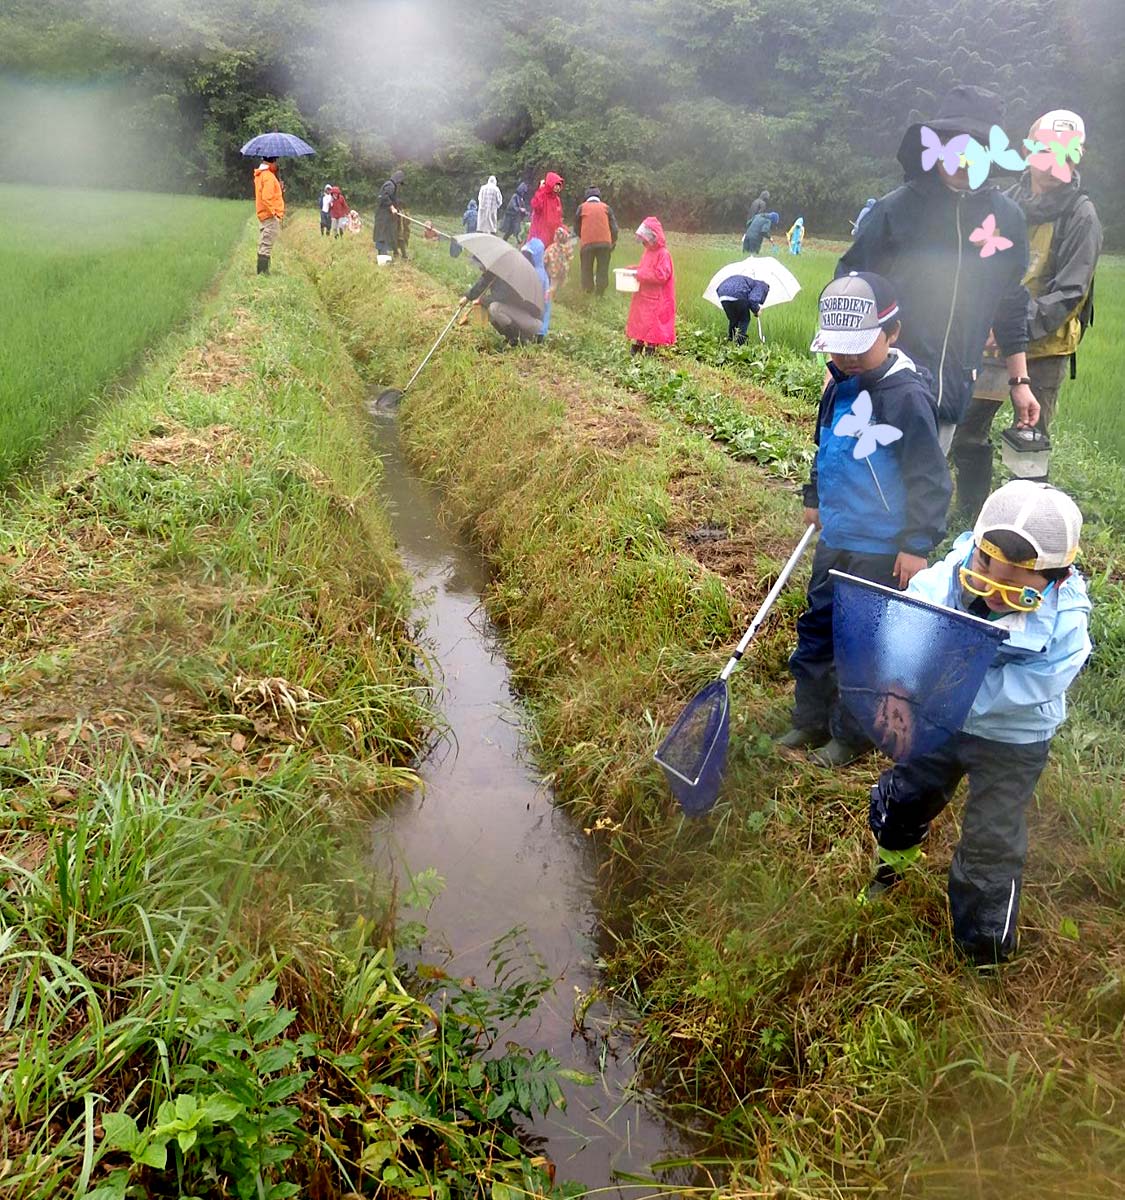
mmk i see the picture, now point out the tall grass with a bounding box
[0,185,246,482]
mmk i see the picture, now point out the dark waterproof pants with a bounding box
[870,732,1050,962]
[580,243,612,294]
[790,540,898,746]
[720,298,756,344]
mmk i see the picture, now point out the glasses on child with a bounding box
[958,564,1044,611]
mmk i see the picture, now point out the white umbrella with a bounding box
[703,256,801,311]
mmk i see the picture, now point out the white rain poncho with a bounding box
[476,175,503,233]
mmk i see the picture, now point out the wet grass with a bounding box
[308,215,1125,1197]
[0,184,247,483]
[0,226,569,1199]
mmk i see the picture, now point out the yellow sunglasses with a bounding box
[958,564,1044,611]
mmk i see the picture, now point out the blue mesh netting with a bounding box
[654,679,730,816]
[831,571,1008,762]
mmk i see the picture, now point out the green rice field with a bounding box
[0,185,247,482]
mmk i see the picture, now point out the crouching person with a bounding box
[868,480,1091,965]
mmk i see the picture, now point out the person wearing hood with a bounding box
[253,157,285,275]
[476,175,503,234]
[328,186,351,238]
[852,198,877,235]
[373,170,404,257]
[320,185,333,237]
[749,189,770,220]
[500,182,530,242]
[951,110,1102,521]
[574,186,619,295]
[543,225,574,299]
[837,86,1037,445]
[529,172,565,246]
[788,216,806,255]
[623,217,675,354]
[462,198,478,233]
[461,238,550,346]
[742,211,778,255]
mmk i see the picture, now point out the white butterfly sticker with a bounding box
[832,390,902,511]
[833,390,902,460]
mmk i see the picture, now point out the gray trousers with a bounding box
[488,301,540,345]
[951,355,1068,520]
[870,732,1051,962]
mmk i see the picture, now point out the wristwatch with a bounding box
[1008,376,1032,387]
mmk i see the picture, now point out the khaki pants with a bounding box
[258,216,280,257]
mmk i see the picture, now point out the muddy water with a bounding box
[366,406,696,1195]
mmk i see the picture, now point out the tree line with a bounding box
[1,0,1121,243]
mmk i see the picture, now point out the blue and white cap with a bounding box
[810,271,900,355]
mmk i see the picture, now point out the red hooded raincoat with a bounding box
[625,216,676,347]
[529,172,564,245]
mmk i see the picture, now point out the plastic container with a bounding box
[1000,426,1051,479]
[614,268,639,294]
[376,254,393,266]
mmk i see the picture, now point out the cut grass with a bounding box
[307,216,1125,1197]
[0,184,247,483]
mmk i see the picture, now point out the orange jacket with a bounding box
[254,164,285,221]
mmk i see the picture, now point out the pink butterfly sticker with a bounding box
[969,213,1013,259]
[919,126,971,175]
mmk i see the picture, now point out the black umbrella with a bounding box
[457,233,546,317]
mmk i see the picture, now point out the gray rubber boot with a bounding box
[257,254,270,275]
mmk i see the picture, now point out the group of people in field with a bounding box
[251,84,1104,965]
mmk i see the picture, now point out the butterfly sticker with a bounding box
[1025,128,1083,183]
[969,212,1014,259]
[919,126,971,175]
[833,389,903,511]
[961,125,1027,190]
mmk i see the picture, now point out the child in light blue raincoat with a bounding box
[868,480,1091,966]
[788,216,805,255]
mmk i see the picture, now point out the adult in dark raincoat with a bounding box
[529,172,564,246]
[837,87,1037,442]
[373,170,404,256]
[951,109,1102,519]
[742,211,778,254]
[499,182,529,242]
[624,217,675,353]
[461,238,551,345]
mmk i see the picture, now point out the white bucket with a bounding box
[614,268,639,294]
[376,254,393,266]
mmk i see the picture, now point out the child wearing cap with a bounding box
[867,480,1091,965]
[779,271,952,767]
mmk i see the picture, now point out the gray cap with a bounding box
[810,271,900,355]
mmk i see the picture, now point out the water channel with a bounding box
[365,403,696,1195]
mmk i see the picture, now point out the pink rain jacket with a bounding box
[625,216,675,346]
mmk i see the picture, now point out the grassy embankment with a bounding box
[1,225,571,1199]
[306,216,1125,1197]
[0,185,248,483]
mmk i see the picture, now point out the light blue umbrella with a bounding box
[240,131,316,158]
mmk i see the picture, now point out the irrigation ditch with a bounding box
[298,218,1125,1198]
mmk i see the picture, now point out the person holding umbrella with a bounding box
[374,170,405,258]
[459,233,550,346]
[253,156,285,275]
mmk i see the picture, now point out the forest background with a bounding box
[1,0,1123,244]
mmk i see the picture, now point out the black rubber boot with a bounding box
[257,254,270,275]
[952,442,994,526]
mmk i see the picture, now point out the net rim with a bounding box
[828,570,1010,640]
[653,680,730,788]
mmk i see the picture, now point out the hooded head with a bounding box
[515,182,529,196]
[635,216,666,248]
[467,198,477,210]
[545,171,564,192]
[761,190,770,201]
[487,175,497,186]
[897,85,1007,185]
[522,237,546,269]
[794,216,804,226]
[391,170,405,186]
[324,185,332,193]
[866,197,877,206]
[767,212,780,225]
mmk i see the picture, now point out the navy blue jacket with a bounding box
[803,351,951,556]
[837,171,1030,424]
[716,274,769,309]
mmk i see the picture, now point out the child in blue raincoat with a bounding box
[787,216,805,255]
[867,480,1090,967]
[462,198,478,233]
